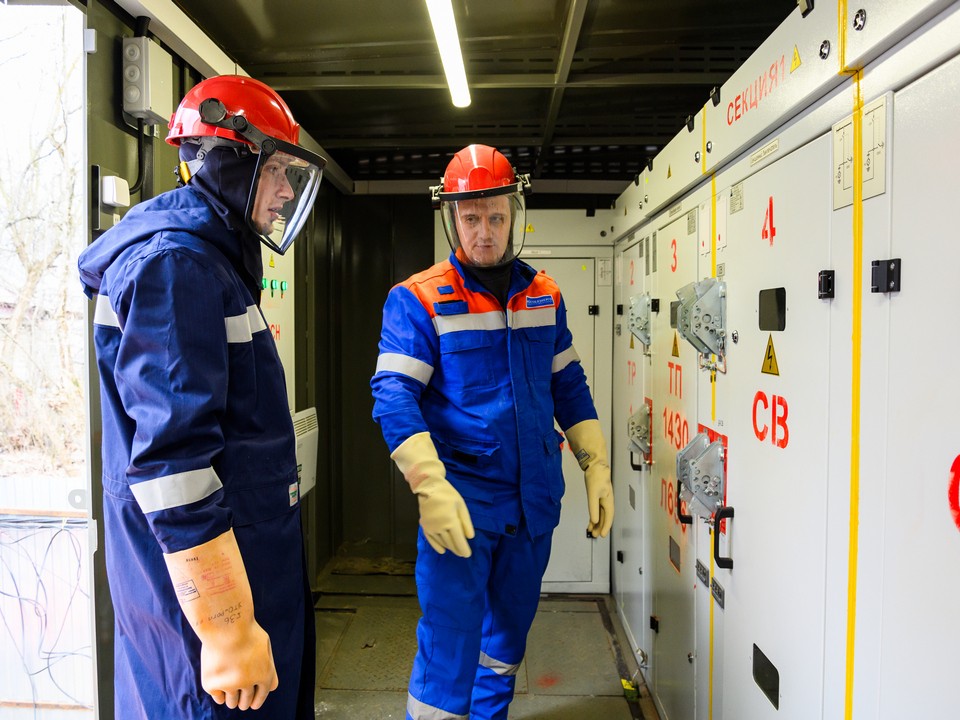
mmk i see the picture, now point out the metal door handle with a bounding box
[676,479,693,525]
[713,506,735,569]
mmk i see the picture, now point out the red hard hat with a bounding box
[442,144,517,193]
[166,75,300,147]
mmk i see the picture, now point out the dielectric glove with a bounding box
[391,432,475,557]
[164,529,278,711]
[565,419,615,538]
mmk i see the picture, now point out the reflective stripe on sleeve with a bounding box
[406,693,469,720]
[508,307,556,329]
[94,294,120,328]
[375,352,434,386]
[479,651,521,676]
[433,311,505,336]
[224,305,267,343]
[130,467,223,514]
[552,345,581,373]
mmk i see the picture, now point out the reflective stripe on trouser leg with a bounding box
[471,525,554,720]
[407,527,491,720]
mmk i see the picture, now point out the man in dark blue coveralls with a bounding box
[79,75,324,718]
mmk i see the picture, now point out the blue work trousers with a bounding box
[406,523,553,720]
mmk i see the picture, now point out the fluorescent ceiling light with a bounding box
[425,0,471,108]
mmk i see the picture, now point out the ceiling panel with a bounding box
[171,0,796,198]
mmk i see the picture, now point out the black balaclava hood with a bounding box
[179,142,264,299]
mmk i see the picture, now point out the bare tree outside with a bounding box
[0,7,85,486]
[0,5,94,716]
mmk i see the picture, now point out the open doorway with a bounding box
[0,3,94,717]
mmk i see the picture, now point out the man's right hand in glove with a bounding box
[391,432,475,557]
[164,529,278,711]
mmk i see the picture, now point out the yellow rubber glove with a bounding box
[164,529,278,711]
[391,432,475,557]
[565,419,615,538]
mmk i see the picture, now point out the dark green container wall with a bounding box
[339,195,434,559]
[87,1,187,208]
[295,182,341,578]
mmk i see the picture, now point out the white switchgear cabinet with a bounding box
[610,2,960,719]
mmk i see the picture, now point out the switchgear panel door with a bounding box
[873,52,960,719]
[612,237,654,666]
[717,135,834,719]
[650,211,700,720]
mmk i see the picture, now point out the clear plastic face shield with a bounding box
[246,142,323,254]
[435,182,529,267]
[198,98,325,254]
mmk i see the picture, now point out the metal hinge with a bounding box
[818,269,835,299]
[871,258,901,293]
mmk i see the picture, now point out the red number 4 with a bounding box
[762,196,776,246]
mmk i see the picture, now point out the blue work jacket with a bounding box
[371,253,597,538]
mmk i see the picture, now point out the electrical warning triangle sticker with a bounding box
[526,223,535,232]
[761,334,780,375]
[790,45,802,73]
[667,165,672,179]
[672,333,680,358]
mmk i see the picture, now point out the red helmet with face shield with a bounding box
[431,145,531,267]
[166,75,325,255]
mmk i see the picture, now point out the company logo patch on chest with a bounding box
[526,295,555,309]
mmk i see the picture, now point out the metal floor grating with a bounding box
[312,574,658,719]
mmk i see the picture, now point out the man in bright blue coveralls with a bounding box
[371,144,615,720]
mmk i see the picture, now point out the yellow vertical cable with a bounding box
[710,174,717,279]
[844,66,864,720]
[702,105,718,720]
[711,173,718,421]
[838,0,864,715]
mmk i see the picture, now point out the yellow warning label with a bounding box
[526,223,535,232]
[761,334,780,375]
[268,254,275,268]
[667,165,673,179]
[672,333,680,358]
[629,334,635,350]
[790,45,802,73]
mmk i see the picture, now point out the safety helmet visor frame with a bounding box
[244,136,324,255]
